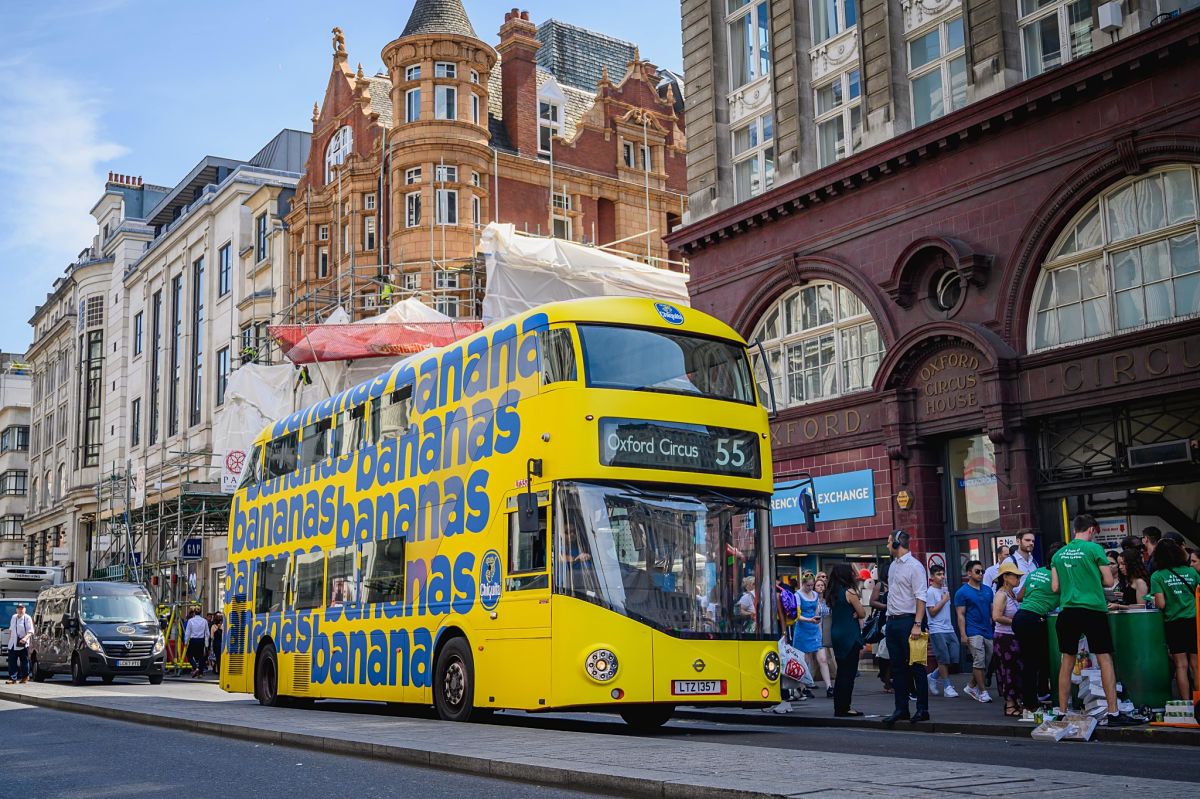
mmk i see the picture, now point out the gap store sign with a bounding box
[772,469,876,527]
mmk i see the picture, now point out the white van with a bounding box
[1,566,64,671]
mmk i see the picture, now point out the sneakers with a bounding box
[770,701,793,714]
[964,684,982,702]
[943,684,959,698]
[1020,710,1037,722]
[979,690,994,703]
[1100,711,1143,727]
[927,675,941,696]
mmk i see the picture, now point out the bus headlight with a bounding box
[83,628,103,653]
[763,650,780,682]
[152,634,165,656]
[584,649,618,682]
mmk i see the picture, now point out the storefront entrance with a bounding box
[944,433,1005,589]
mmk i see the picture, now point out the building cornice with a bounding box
[668,12,1200,254]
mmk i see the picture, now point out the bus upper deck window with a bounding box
[380,387,412,440]
[299,419,332,468]
[539,328,577,385]
[238,446,262,489]
[265,432,298,479]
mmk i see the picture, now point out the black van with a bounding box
[30,582,165,685]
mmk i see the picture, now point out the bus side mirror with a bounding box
[517,492,541,535]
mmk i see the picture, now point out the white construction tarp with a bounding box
[481,223,690,323]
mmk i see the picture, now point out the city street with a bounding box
[2,678,1199,798]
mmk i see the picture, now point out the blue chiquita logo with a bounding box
[654,303,684,325]
[479,549,502,610]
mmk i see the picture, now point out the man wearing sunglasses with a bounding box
[954,559,994,703]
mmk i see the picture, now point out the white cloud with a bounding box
[0,57,128,282]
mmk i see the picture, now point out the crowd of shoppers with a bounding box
[774,516,1197,727]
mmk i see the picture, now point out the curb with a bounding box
[675,707,1200,746]
[0,689,789,799]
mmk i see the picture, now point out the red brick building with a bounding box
[287,0,686,323]
[670,9,1200,583]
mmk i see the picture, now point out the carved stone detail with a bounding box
[809,29,859,83]
[727,75,772,126]
[900,0,960,34]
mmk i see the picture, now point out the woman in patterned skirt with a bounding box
[991,561,1024,716]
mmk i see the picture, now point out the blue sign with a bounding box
[479,549,502,610]
[771,469,876,527]
[181,538,203,561]
[654,303,684,325]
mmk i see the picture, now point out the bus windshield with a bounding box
[577,325,755,404]
[79,591,157,624]
[554,481,770,639]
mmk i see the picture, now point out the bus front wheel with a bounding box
[434,637,480,722]
[255,643,283,707]
[619,704,675,730]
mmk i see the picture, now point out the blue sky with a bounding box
[0,0,685,354]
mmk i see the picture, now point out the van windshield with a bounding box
[79,592,157,624]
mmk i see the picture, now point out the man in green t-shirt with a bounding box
[1051,514,1138,726]
[1149,538,1198,702]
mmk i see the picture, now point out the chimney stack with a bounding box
[498,8,540,156]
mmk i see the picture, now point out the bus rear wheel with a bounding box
[619,704,675,730]
[255,643,283,707]
[434,637,481,722]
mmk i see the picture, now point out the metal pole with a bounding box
[643,115,652,260]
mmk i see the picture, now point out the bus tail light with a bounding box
[585,649,618,682]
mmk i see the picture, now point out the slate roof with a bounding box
[535,19,637,94]
[401,0,477,39]
[368,75,394,127]
[486,67,596,142]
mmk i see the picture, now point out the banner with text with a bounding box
[772,469,876,527]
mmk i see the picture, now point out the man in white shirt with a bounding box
[6,602,34,684]
[883,530,930,727]
[1007,530,1038,589]
[981,543,1011,591]
[183,608,210,679]
[924,564,959,698]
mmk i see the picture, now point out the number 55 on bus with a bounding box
[221,297,783,728]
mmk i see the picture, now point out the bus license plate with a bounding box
[116,660,141,668]
[672,679,726,696]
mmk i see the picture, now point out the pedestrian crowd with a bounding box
[774,517,1197,728]
[180,607,224,679]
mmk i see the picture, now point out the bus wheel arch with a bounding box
[254,638,283,707]
[432,631,488,723]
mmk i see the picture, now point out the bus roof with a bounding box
[252,298,742,448]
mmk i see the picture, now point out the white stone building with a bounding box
[0,356,31,565]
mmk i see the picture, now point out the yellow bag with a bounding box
[909,632,929,665]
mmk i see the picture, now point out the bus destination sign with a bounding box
[598,417,761,479]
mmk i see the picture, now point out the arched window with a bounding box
[1030,165,1200,352]
[324,126,353,184]
[750,280,883,408]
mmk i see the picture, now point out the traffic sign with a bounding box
[181,538,203,561]
[926,552,947,573]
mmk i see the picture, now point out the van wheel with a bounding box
[619,704,675,730]
[433,637,482,722]
[30,655,49,682]
[71,655,88,686]
[255,643,282,707]
[148,674,163,685]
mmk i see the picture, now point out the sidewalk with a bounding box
[678,674,1200,746]
[2,679,1199,799]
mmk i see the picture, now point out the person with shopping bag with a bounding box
[882,530,931,727]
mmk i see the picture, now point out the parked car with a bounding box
[30,581,165,685]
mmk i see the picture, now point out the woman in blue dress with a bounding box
[793,572,832,697]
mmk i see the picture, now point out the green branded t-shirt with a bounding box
[1020,566,1058,616]
[1149,566,1199,622]
[1051,539,1109,612]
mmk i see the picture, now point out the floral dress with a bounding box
[993,589,1023,708]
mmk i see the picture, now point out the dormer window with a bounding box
[435,62,456,79]
[538,101,561,154]
[324,126,353,184]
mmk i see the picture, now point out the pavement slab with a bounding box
[2,679,1198,799]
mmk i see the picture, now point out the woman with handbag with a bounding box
[827,563,867,716]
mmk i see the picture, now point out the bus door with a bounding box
[479,490,551,710]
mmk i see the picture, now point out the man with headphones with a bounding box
[883,530,931,726]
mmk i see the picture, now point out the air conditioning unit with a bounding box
[1127,439,1196,469]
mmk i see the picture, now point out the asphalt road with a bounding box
[0,700,608,799]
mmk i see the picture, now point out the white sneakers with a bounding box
[943,684,959,698]
[963,684,993,703]
[927,675,941,696]
[928,675,960,697]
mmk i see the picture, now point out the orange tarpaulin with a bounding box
[270,322,483,364]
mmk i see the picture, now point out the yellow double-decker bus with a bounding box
[221,297,781,727]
